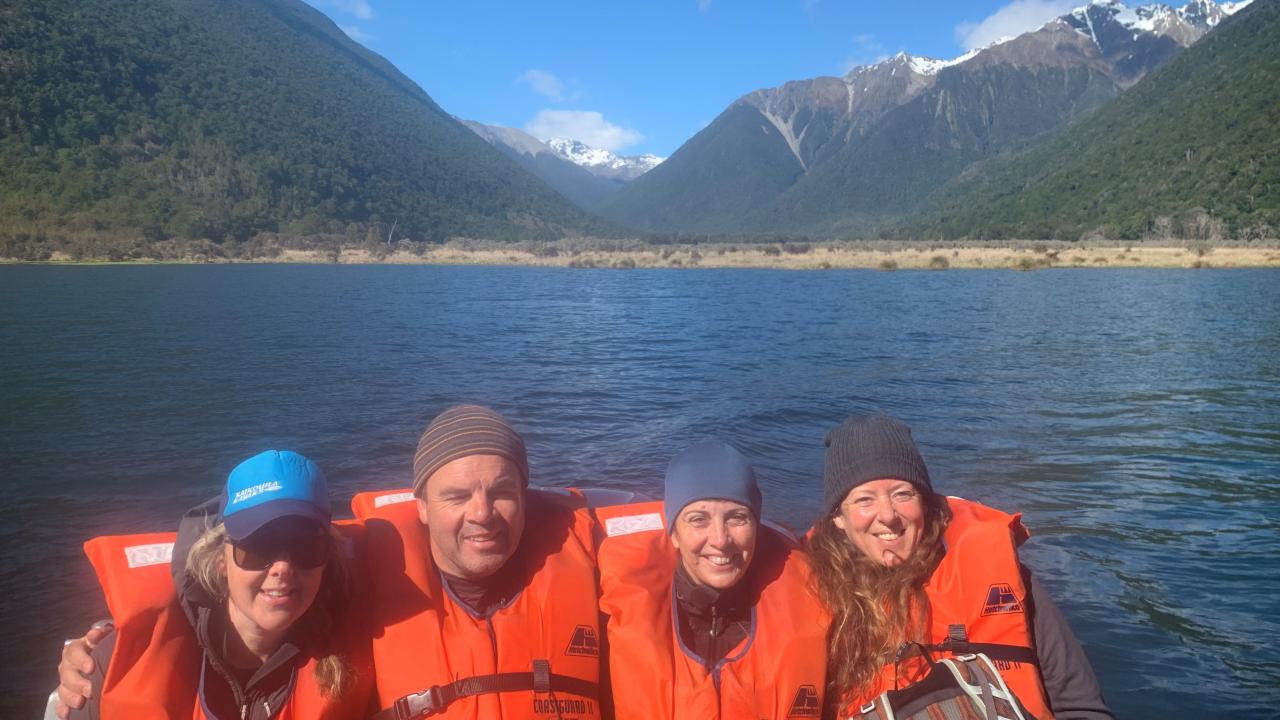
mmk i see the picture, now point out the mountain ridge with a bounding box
[460,120,624,209]
[459,121,665,211]
[596,0,1253,237]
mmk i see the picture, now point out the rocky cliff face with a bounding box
[735,54,939,173]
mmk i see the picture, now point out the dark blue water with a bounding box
[2,265,1277,718]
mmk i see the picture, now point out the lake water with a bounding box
[2,265,1277,718]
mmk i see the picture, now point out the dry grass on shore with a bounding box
[267,242,1280,270]
[25,240,1280,269]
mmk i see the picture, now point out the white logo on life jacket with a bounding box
[232,480,283,504]
[374,492,415,508]
[124,543,174,568]
[605,512,663,537]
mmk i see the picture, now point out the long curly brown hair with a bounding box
[807,489,952,708]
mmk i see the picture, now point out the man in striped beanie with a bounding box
[361,404,606,719]
[411,403,531,584]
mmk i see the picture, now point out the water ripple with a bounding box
[2,266,1279,717]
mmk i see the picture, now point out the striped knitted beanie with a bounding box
[822,414,932,516]
[412,404,529,496]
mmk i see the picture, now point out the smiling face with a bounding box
[832,479,926,568]
[223,518,326,648]
[670,499,758,590]
[417,453,527,581]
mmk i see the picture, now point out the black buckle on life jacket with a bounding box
[532,659,552,693]
[392,684,443,719]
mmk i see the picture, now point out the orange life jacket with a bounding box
[354,487,603,720]
[595,501,830,720]
[839,497,1055,720]
[85,527,372,720]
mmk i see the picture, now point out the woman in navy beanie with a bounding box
[596,439,829,719]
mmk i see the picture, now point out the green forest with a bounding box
[0,0,614,261]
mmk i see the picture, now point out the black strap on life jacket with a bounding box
[372,659,599,720]
[934,640,1039,665]
[928,624,1039,666]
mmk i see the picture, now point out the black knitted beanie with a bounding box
[822,415,932,516]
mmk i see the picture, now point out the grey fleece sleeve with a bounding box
[65,627,116,720]
[1025,569,1115,720]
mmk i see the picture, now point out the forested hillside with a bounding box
[0,0,614,260]
[595,102,808,234]
[894,0,1279,241]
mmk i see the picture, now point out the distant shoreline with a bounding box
[7,242,1280,270]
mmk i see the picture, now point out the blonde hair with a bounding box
[807,490,952,708]
[185,519,357,699]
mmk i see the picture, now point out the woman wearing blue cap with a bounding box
[57,450,371,720]
[595,440,829,719]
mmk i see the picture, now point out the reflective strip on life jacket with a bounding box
[595,501,830,720]
[360,487,603,719]
[351,488,417,522]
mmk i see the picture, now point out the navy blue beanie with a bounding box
[663,440,762,529]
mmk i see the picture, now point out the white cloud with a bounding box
[524,110,643,151]
[841,34,890,75]
[341,25,372,43]
[329,1,374,20]
[955,0,1076,51]
[518,70,566,101]
[698,0,713,11]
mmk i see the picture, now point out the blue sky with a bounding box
[304,1,1085,157]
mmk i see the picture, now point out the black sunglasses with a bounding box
[231,526,330,571]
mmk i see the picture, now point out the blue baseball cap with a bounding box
[220,450,330,541]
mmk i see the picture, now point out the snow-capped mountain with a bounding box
[1053,0,1252,78]
[724,0,1246,178]
[459,119,662,209]
[841,0,1255,87]
[545,138,664,182]
[598,0,1253,235]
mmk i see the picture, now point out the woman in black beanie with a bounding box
[807,415,1112,720]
